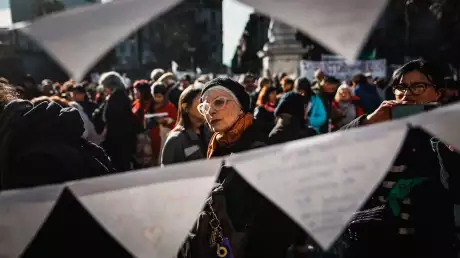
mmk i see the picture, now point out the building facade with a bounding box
[114,0,223,77]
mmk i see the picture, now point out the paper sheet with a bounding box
[19,0,181,82]
[239,0,389,62]
[0,185,65,258]
[229,121,408,250]
[404,102,460,151]
[67,159,222,258]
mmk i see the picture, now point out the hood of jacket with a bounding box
[0,100,84,159]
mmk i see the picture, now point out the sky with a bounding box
[222,0,253,66]
[0,0,254,66]
[0,0,11,28]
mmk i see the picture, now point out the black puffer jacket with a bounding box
[0,100,115,190]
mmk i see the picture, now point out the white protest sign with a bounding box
[228,121,408,250]
[321,54,346,61]
[300,59,387,81]
[67,158,222,258]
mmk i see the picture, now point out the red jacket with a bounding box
[148,102,177,162]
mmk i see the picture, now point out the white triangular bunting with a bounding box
[405,102,460,150]
[19,0,181,81]
[67,159,222,258]
[229,121,408,250]
[239,0,389,62]
[0,185,65,258]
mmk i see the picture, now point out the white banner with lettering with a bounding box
[300,59,387,82]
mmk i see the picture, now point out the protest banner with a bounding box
[300,59,387,82]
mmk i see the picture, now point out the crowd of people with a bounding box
[1,58,460,258]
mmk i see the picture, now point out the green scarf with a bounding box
[387,177,428,216]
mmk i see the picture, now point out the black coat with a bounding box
[0,100,115,191]
[102,90,137,172]
[180,123,301,258]
[253,105,275,137]
[268,115,317,145]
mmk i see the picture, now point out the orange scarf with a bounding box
[207,113,254,159]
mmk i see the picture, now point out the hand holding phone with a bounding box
[390,103,439,120]
[364,100,399,125]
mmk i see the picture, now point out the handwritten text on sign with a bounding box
[300,59,387,82]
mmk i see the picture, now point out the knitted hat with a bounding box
[274,92,306,119]
[201,77,250,113]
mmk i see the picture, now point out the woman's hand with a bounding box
[363,100,401,125]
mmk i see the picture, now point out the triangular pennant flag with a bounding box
[228,121,408,250]
[0,185,65,258]
[67,159,222,258]
[238,0,389,62]
[405,102,460,150]
[22,187,133,257]
[18,0,181,81]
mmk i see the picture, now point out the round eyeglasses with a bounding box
[197,96,233,115]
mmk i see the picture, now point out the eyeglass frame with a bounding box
[197,96,234,115]
[392,82,436,96]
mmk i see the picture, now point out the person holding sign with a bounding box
[340,59,460,258]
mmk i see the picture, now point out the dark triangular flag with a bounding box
[0,184,64,258]
[67,159,222,258]
[22,187,133,258]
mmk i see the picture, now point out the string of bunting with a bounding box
[3,0,460,257]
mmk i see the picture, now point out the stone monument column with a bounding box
[259,19,309,77]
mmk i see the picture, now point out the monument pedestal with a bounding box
[259,20,309,77]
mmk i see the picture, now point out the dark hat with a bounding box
[69,83,86,94]
[151,82,167,95]
[274,92,306,119]
[294,77,311,92]
[133,80,150,89]
[201,77,250,113]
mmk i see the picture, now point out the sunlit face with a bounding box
[323,83,338,94]
[393,71,440,104]
[244,79,256,93]
[134,88,141,100]
[188,95,204,123]
[181,80,190,89]
[199,89,242,133]
[153,93,164,104]
[338,87,352,101]
[282,82,293,93]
